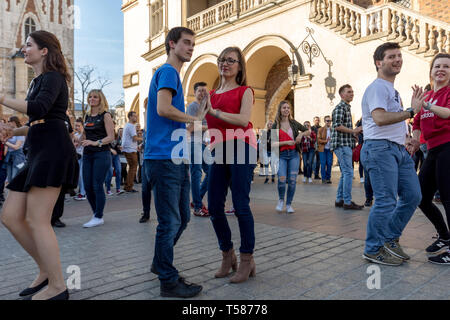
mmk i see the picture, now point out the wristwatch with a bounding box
[405,108,415,118]
[98,139,103,147]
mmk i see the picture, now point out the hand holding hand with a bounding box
[405,137,420,155]
[196,94,211,121]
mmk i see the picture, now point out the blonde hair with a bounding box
[87,89,109,116]
[275,100,293,125]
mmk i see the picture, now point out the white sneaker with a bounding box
[308,178,313,183]
[360,178,365,184]
[286,205,295,214]
[106,191,113,196]
[302,177,306,183]
[83,217,104,228]
[276,200,284,212]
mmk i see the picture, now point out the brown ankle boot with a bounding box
[230,253,256,283]
[215,249,238,278]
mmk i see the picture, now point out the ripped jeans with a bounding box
[277,150,300,206]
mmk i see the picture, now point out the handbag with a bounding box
[352,144,362,162]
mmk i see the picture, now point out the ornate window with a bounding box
[24,17,37,39]
[151,0,164,37]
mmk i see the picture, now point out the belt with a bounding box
[30,119,46,127]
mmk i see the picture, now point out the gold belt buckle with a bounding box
[30,119,45,126]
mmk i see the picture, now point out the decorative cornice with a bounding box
[121,0,138,12]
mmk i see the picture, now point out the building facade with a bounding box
[0,0,75,120]
[122,0,449,129]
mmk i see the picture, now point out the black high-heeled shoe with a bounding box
[24,289,69,300]
[19,279,49,297]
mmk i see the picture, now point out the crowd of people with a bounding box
[0,27,448,301]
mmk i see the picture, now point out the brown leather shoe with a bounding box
[215,249,237,278]
[335,200,344,208]
[230,253,256,283]
[343,201,364,210]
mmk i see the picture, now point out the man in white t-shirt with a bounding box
[360,42,422,266]
[122,111,143,192]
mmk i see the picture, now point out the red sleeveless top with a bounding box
[279,129,296,152]
[206,86,257,148]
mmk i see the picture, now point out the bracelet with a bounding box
[423,101,432,111]
[215,110,221,119]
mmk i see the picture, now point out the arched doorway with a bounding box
[130,93,140,124]
[243,35,304,129]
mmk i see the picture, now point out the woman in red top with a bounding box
[410,53,450,265]
[271,101,309,214]
[205,47,256,284]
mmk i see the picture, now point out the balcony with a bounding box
[310,0,450,58]
[186,0,284,34]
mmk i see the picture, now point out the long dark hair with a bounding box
[28,30,70,82]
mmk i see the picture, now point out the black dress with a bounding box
[7,71,79,193]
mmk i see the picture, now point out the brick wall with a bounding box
[417,0,450,24]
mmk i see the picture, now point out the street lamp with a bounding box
[324,61,336,104]
[287,48,299,87]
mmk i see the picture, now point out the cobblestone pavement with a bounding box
[0,169,449,300]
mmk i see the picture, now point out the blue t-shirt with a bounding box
[144,63,187,160]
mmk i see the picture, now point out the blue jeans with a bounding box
[363,165,373,201]
[334,146,354,205]
[78,157,85,196]
[141,161,151,218]
[312,151,320,177]
[302,149,315,178]
[83,151,111,219]
[208,141,256,254]
[144,160,190,284]
[361,139,421,254]
[189,142,210,210]
[105,154,122,192]
[278,150,300,206]
[319,149,333,181]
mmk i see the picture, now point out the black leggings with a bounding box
[418,142,450,240]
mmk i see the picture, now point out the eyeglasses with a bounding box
[217,58,240,65]
[326,120,331,123]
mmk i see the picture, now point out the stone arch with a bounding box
[267,79,293,121]
[243,35,304,129]
[182,54,220,104]
[130,93,139,123]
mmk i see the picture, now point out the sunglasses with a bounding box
[326,120,331,123]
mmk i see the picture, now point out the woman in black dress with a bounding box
[0,31,78,300]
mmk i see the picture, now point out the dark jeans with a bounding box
[418,142,450,240]
[0,160,7,197]
[141,161,152,218]
[302,149,315,178]
[145,160,190,284]
[208,141,256,254]
[313,151,321,177]
[189,142,210,210]
[83,151,111,219]
[105,154,122,192]
[363,165,374,201]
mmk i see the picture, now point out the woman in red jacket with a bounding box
[409,53,450,265]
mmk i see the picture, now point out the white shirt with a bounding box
[361,78,408,145]
[325,128,331,149]
[121,122,138,153]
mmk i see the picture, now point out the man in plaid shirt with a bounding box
[331,84,364,210]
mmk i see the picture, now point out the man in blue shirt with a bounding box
[143,27,208,298]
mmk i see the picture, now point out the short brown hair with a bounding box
[8,116,21,128]
[373,42,401,71]
[165,27,195,56]
[339,84,352,95]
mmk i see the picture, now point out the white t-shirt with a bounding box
[325,128,331,149]
[361,78,408,145]
[74,132,84,155]
[121,122,138,153]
